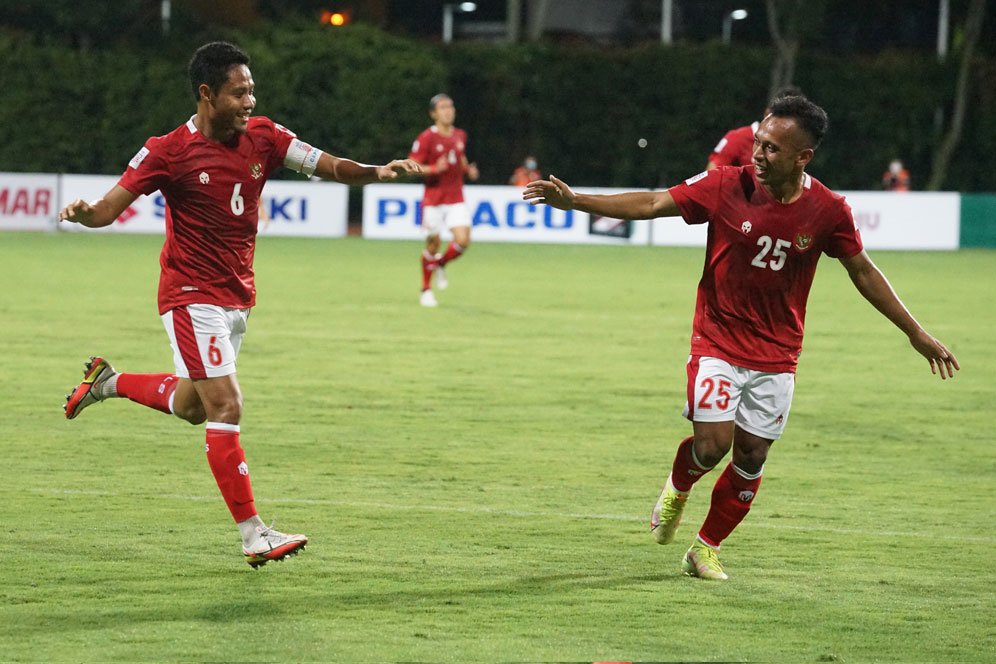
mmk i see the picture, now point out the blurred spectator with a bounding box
[509,155,541,186]
[882,159,911,191]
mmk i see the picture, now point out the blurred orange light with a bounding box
[330,12,346,26]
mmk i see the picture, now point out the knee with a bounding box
[212,397,243,424]
[693,436,732,468]
[732,443,770,474]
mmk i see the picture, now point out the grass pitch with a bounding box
[1,233,993,662]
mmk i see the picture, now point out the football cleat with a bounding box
[682,539,729,581]
[64,356,117,420]
[435,264,448,290]
[243,524,308,569]
[420,289,438,307]
[650,477,688,544]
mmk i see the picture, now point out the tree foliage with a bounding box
[0,20,994,191]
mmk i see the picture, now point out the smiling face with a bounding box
[751,114,814,191]
[200,64,255,137]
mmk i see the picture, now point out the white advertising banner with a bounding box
[0,172,59,231]
[57,175,348,238]
[839,191,960,250]
[362,184,647,245]
[650,191,959,250]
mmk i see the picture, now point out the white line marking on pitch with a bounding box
[34,488,996,544]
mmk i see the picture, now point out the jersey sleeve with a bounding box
[409,130,431,163]
[668,169,722,225]
[709,129,740,167]
[262,118,297,176]
[823,197,864,259]
[118,137,169,196]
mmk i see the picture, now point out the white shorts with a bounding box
[161,304,249,380]
[682,355,795,440]
[421,203,471,236]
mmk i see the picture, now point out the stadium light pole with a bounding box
[721,9,748,45]
[937,0,950,60]
[161,0,171,35]
[661,0,672,44]
[443,2,478,44]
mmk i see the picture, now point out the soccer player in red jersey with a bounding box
[524,95,959,580]
[59,41,422,568]
[708,86,802,170]
[409,94,480,307]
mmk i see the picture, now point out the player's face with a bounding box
[431,98,456,127]
[208,64,256,135]
[752,115,813,187]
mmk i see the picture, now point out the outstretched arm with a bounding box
[522,175,680,220]
[58,185,138,228]
[313,152,422,185]
[840,250,959,379]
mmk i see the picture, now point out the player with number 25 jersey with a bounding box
[669,165,862,373]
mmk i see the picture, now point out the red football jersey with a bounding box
[409,126,469,206]
[710,122,759,168]
[669,166,863,373]
[118,116,295,314]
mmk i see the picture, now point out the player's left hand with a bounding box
[378,159,423,181]
[909,329,960,379]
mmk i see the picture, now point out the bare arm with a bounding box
[58,185,138,228]
[313,152,422,185]
[840,250,959,379]
[522,175,680,220]
[462,155,480,182]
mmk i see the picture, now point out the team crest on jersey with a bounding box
[794,233,813,251]
[249,163,263,180]
[741,220,753,234]
[199,172,210,185]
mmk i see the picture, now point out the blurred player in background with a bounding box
[60,41,421,568]
[409,93,479,307]
[524,95,959,581]
[707,86,802,170]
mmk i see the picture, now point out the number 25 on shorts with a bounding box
[698,378,731,410]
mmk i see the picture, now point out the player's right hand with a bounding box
[522,175,576,210]
[433,155,450,174]
[59,199,96,225]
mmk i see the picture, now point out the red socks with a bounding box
[115,373,178,415]
[669,435,714,492]
[421,250,438,291]
[439,241,465,265]
[205,423,257,523]
[698,462,763,548]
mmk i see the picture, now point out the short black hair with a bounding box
[429,93,451,111]
[771,85,803,101]
[188,41,250,101]
[768,95,829,148]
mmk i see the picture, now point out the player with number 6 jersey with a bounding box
[59,41,422,568]
[524,94,959,581]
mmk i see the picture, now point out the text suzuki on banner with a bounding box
[57,175,348,237]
